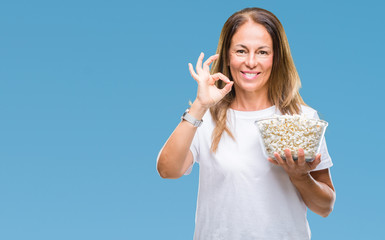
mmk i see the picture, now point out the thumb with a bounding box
[221,81,233,95]
[309,154,321,170]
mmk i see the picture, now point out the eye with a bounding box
[258,50,269,55]
[235,49,246,55]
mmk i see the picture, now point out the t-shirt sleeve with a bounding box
[311,110,333,171]
[183,128,200,175]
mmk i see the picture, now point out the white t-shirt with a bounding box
[186,105,333,240]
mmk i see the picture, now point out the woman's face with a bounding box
[228,20,274,95]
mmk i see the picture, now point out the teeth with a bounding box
[244,73,257,77]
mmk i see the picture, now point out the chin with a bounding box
[235,82,267,93]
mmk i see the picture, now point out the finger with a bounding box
[188,63,199,82]
[268,157,279,165]
[210,73,220,84]
[217,72,231,83]
[309,154,321,170]
[297,148,306,166]
[210,73,231,84]
[274,152,285,165]
[196,52,204,74]
[210,72,226,84]
[203,54,219,72]
[220,81,233,95]
[284,149,295,167]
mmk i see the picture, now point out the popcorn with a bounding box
[255,114,328,161]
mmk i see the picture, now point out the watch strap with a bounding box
[181,109,203,127]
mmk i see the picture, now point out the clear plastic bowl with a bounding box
[254,115,328,162]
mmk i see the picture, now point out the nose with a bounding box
[245,53,257,69]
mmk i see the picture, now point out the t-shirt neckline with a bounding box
[229,105,277,119]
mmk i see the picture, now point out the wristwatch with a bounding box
[181,109,203,127]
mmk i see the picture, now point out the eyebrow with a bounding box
[235,44,271,50]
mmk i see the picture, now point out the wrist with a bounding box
[289,172,312,184]
[192,98,212,110]
[182,109,203,127]
[189,100,209,119]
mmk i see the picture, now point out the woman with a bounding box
[157,7,336,240]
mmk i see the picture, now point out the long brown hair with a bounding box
[209,7,305,152]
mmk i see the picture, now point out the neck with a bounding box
[230,88,272,111]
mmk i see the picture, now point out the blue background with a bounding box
[1,0,384,239]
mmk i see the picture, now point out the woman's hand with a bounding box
[268,148,321,181]
[188,52,233,109]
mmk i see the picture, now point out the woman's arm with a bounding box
[268,149,336,217]
[290,168,336,217]
[157,102,207,179]
[157,53,233,179]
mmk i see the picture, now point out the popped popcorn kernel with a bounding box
[255,114,328,161]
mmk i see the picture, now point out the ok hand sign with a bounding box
[188,53,233,109]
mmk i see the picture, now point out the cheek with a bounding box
[229,57,243,70]
[260,57,273,70]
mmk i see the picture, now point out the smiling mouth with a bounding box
[241,71,261,79]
